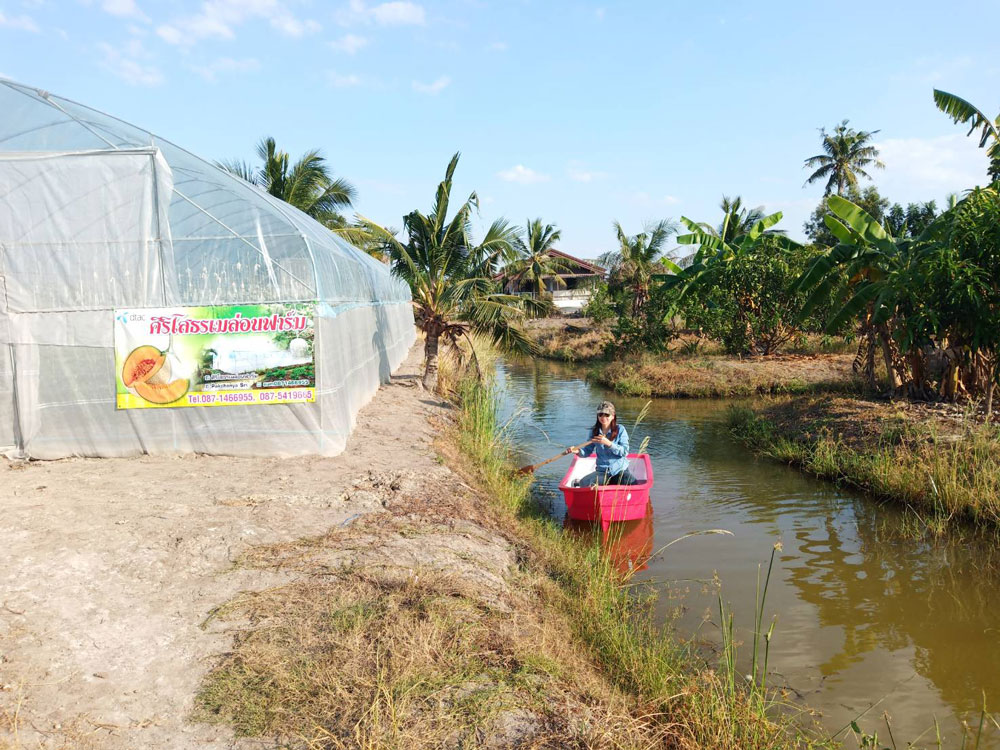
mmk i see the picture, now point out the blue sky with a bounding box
[1,0,997,258]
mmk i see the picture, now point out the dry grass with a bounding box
[597,353,862,399]
[524,318,855,368]
[196,518,678,749]
[522,319,860,398]
[524,318,612,362]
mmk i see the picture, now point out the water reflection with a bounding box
[498,355,1000,747]
[564,502,654,576]
[787,498,1000,717]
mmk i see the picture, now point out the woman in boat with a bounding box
[569,400,637,487]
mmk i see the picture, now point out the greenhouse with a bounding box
[0,79,415,460]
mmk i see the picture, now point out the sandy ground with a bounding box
[0,343,463,749]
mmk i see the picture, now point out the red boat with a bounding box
[558,453,653,530]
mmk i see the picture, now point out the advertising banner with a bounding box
[114,303,316,409]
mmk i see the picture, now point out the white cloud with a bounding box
[101,0,149,22]
[594,7,605,20]
[327,70,362,87]
[157,0,321,46]
[487,41,506,52]
[329,33,368,53]
[191,57,261,82]
[412,75,450,94]
[270,15,320,36]
[156,25,186,43]
[497,165,550,184]
[877,133,991,194]
[371,1,424,25]
[0,11,39,32]
[336,0,425,27]
[98,41,163,86]
[568,163,607,183]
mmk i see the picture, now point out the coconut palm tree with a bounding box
[357,153,543,392]
[933,89,1000,182]
[804,120,885,196]
[598,220,680,317]
[500,219,573,297]
[219,137,357,228]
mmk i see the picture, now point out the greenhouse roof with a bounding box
[0,78,408,308]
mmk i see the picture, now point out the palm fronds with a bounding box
[220,136,357,227]
[804,120,885,196]
[933,89,1000,181]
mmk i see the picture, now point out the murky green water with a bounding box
[497,357,1000,748]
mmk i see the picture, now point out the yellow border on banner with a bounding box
[117,389,316,409]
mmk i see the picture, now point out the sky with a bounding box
[1,0,997,259]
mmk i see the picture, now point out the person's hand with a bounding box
[592,435,612,447]
[567,445,580,454]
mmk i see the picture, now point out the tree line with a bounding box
[218,89,1000,406]
[661,89,1000,412]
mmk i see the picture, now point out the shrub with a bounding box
[581,282,615,324]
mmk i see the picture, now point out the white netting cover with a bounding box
[0,79,415,459]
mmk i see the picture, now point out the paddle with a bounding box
[516,439,594,475]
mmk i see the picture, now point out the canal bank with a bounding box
[729,395,1000,529]
[497,355,1000,748]
[524,318,864,398]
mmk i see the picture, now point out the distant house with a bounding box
[503,249,605,313]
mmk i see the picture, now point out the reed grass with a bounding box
[727,404,1000,530]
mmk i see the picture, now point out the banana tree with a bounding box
[793,195,935,393]
[798,189,1000,405]
[933,90,1000,182]
[929,185,1000,411]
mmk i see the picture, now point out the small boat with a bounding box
[558,453,654,529]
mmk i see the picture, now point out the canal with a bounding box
[497,356,1000,748]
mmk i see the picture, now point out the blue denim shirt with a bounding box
[579,424,629,476]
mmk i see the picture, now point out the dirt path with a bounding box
[0,343,454,749]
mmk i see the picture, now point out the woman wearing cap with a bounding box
[569,400,637,487]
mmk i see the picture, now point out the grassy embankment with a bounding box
[728,396,1000,531]
[525,318,863,399]
[192,347,835,749]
